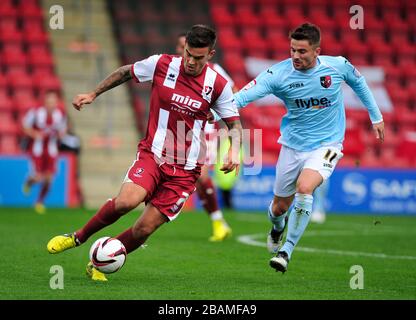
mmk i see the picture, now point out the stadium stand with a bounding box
[106,0,414,169]
[0,0,82,205]
[0,0,63,154]
[107,0,212,136]
[206,0,415,168]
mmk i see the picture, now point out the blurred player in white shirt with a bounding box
[22,90,67,214]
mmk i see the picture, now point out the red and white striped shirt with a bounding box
[22,106,66,158]
[131,54,239,170]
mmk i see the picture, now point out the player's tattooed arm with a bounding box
[221,119,243,174]
[72,65,133,111]
[93,65,133,97]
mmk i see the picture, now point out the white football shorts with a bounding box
[273,143,343,197]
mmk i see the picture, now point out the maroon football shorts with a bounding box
[126,149,199,220]
[32,154,57,175]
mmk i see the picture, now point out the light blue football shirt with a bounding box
[233,55,383,151]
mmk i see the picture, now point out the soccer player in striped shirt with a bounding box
[47,25,242,281]
[22,90,67,214]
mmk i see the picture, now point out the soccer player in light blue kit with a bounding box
[233,23,385,273]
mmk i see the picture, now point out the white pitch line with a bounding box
[237,233,416,261]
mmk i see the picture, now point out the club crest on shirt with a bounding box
[202,85,213,103]
[133,168,144,178]
[320,75,332,88]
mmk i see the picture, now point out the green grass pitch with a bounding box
[0,207,415,300]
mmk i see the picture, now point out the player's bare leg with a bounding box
[116,203,169,253]
[196,165,231,242]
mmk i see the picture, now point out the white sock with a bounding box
[210,210,223,221]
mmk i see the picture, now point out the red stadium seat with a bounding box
[364,14,386,37]
[22,19,49,44]
[346,109,371,129]
[16,0,44,20]
[7,69,34,91]
[0,2,18,19]
[32,72,61,92]
[0,90,14,113]
[368,40,394,67]
[394,106,416,131]
[386,84,411,108]
[1,45,27,68]
[394,43,416,67]
[359,148,382,168]
[240,28,268,56]
[383,65,403,85]
[0,18,23,43]
[401,65,416,88]
[343,126,366,158]
[338,31,363,45]
[233,5,261,27]
[0,113,19,135]
[0,73,8,90]
[321,40,344,57]
[259,4,287,30]
[395,131,416,166]
[0,134,20,154]
[217,28,242,53]
[27,45,54,68]
[345,42,370,66]
[222,52,246,74]
[12,88,39,115]
[210,5,234,28]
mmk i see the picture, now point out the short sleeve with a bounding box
[131,54,162,83]
[211,82,240,122]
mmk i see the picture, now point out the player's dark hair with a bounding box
[290,23,321,47]
[186,24,216,49]
[178,31,186,38]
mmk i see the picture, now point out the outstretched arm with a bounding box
[72,64,133,111]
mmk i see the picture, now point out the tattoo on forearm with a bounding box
[94,65,133,97]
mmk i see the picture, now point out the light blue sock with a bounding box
[267,201,287,232]
[280,193,313,259]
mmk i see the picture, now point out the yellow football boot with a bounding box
[35,203,46,214]
[209,220,232,242]
[86,262,108,282]
[47,233,78,254]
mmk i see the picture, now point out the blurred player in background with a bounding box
[233,23,384,273]
[22,90,67,214]
[47,25,242,281]
[176,33,238,242]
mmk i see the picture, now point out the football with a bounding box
[89,237,127,274]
